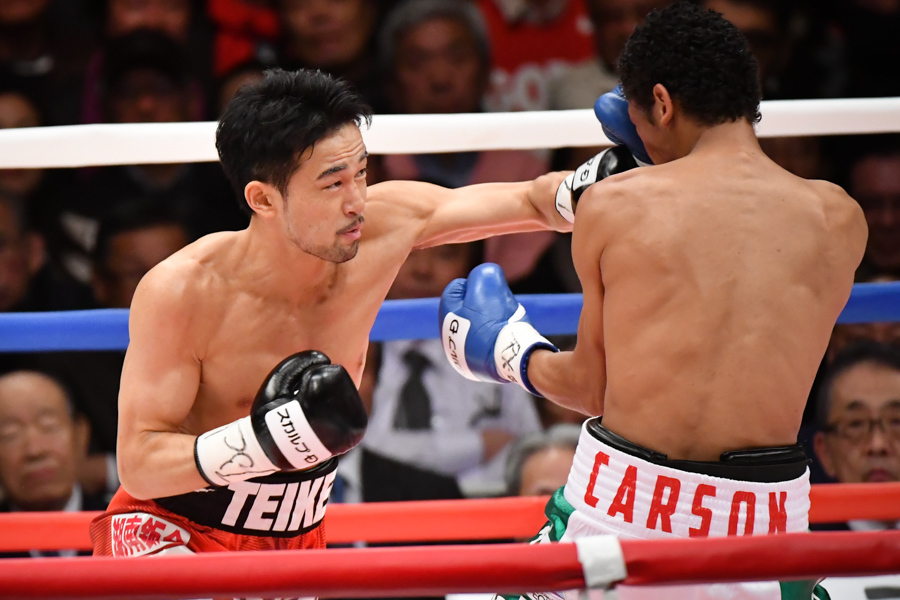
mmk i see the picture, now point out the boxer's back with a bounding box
[585,147,867,460]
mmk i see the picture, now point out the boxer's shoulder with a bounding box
[574,168,659,228]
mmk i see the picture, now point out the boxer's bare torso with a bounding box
[531,122,867,460]
[117,124,568,499]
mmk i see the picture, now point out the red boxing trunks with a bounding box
[91,459,337,557]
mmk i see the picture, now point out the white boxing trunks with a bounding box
[500,418,821,600]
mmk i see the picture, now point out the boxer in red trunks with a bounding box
[90,67,592,559]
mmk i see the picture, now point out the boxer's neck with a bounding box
[240,219,341,301]
[688,119,761,159]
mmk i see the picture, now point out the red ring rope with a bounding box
[0,531,898,599]
[0,483,897,552]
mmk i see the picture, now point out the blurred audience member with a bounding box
[548,0,668,170]
[100,29,201,125]
[0,0,94,125]
[812,341,900,531]
[214,60,266,116]
[846,135,900,280]
[0,370,109,558]
[379,0,563,292]
[0,191,42,314]
[759,136,831,181]
[0,88,83,279]
[105,0,192,40]
[549,0,666,111]
[0,191,90,314]
[277,0,385,111]
[83,0,211,123]
[505,424,580,497]
[360,242,542,500]
[67,29,245,269]
[0,89,43,199]
[207,0,279,78]
[477,0,594,112]
[379,1,548,185]
[90,198,190,309]
[702,0,789,98]
[32,200,191,498]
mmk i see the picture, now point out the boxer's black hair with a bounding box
[216,68,373,216]
[618,1,761,126]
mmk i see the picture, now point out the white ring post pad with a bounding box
[263,399,333,469]
[575,535,627,589]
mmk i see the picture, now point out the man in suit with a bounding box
[0,370,109,558]
[813,341,900,531]
[359,242,542,501]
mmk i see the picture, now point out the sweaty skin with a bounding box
[117,123,569,500]
[528,108,868,461]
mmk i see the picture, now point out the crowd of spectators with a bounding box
[0,0,897,549]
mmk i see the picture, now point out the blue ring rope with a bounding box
[0,282,897,352]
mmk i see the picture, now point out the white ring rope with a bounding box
[0,97,897,168]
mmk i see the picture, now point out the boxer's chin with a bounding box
[304,240,359,264]
[332,240,360,263]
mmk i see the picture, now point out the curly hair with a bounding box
[216,68,372,216]
[618,1,761,126]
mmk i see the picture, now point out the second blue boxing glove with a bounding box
[439,263,557,397]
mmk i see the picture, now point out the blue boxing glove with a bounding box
[440,263,557,397]
[594,85,653,166]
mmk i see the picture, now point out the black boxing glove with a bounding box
[554,145,639,223]
[194,350,368,487]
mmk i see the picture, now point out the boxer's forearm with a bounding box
[118,430,208,500]
[527,349,605,416]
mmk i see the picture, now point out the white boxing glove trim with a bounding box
[195,416,278,487]
[494,318,556,394]
[555,172,576,224]
[441,311,497,383]
[263,399,334,469]
[556,151,610,224]
[574,151,604,188]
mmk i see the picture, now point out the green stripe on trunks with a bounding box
[499,488,574,600]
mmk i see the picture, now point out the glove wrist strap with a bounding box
[494,320,558,397]
[194,416,278,487]
[555,172,576,224]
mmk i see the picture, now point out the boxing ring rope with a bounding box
[1,531,899,600]
[0,97,898,168]
[1,482,898,553]
[0,281,898,351]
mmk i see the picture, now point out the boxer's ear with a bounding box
[245,180,278,218]
[652,83,674,127]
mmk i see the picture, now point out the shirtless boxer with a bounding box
[440,4,867,599]
[89,68,584,559]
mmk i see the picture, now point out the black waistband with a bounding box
[585,418,809,483]
[153,458,338,537]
